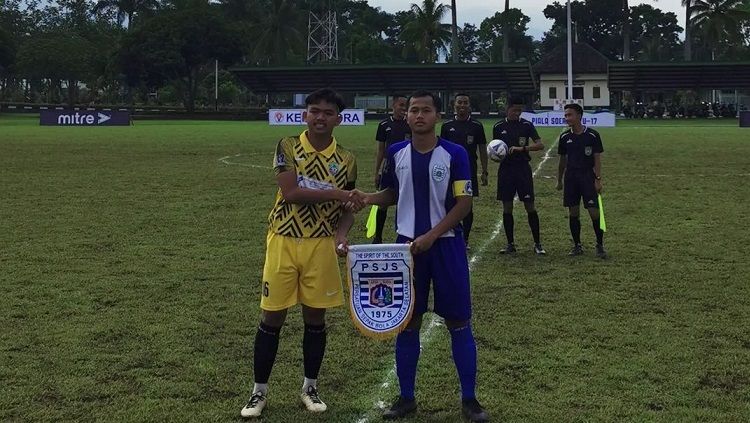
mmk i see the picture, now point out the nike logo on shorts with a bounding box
[326,290,338,296]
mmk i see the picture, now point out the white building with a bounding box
[534,43,611,109]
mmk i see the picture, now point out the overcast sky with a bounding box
[368,0,685,40]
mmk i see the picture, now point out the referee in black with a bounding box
[493,96,546,255]
[372,94,411,244]
[556,103,607,258]
[440,93,488,250]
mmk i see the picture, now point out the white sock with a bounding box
[253,383,268,395]
[302,377,317,392]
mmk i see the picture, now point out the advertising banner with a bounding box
[40,110,131,126]
[521,111,616,127]
[268,109,365,126]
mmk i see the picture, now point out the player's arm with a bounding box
[556,155,567,190]
[363,145,398,207]
[277,171,353,204]
[334,209,355,256]
[363,188,397,207]
[374,142,386,187]
[477,124,489,183]
[411,186,472,255]
[593,153,602,193]
[528,125,545,152]
[374,123,387,187]
[592,132,604,193]
[556,133,567,190]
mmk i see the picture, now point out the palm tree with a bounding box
[450,0,458,63]
[502,0,510,63]
[682,0,694,60]
[690,0,750,60]
[400,0,452,63]
[622,0,631,61]
[92,0,158,30]
[251,0,304,65]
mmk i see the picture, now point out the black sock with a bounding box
[303,324,327,379]
[254,322,281,384]
[528,211,541,244]
[503,213,514,244]
[592,218,604,245]
[569,216,581,245]
[374,207,388,241]
[463,210,474,242]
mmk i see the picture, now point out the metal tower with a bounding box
[307,6,339,64]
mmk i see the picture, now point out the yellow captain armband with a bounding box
[453,180,473,197]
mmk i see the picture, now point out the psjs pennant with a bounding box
[346,244,415,340]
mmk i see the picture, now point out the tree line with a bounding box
[0,0,748,111]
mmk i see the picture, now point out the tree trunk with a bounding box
[451,0,458,63]
[684,2,692,61]
[502,0,510,63]
[67,79,76,108]
[622,0,631,61]
[185,70,196,113]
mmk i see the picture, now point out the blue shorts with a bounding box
[396,235,472,321]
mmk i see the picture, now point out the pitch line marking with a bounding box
[354,142,558,423]
[218,153,272,169]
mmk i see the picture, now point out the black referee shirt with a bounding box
[376,117,411,147]
[492,118,541,165]
[440,116,487,169]
[557,126,604,170]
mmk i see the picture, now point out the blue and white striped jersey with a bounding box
[381,138,473,239]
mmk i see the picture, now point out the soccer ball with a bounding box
[487,139,508,163]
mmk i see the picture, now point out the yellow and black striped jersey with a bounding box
[268,131,357,238]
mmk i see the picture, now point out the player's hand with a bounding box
[481,171,488,186]
[556,180,563,191]
[410,233,436,255]
[595,179,603,194]
[335,237,349,257]
[343,190,366,212]
[509,146,524,155]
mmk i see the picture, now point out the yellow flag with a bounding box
[598,194,607,232]
[366,205,379,238]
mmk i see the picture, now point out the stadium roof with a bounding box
[608,61,750,90]
[533,42,609,75]
[231,63,537,94]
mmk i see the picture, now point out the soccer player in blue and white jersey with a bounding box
[359,91,489,422]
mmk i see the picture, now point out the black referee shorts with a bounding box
[497,162,534,202]
[563,169,598,208]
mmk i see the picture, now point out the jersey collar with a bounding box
[300,130,337,158]
[455,114,471,122]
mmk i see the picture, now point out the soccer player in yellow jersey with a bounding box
[241,88,362,418]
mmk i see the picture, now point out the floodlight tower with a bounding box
[307,1,339,64]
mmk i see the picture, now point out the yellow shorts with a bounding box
[260,231,344,311]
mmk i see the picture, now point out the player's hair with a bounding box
[454,92,470,100]
[508,96,525,106]
[305,88,346,112]
[408,90,442,113]
[391,94,407,101]
[564,103,584,116]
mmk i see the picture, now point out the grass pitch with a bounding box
[1,114,749,422]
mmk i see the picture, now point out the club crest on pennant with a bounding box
[346,244,414,340]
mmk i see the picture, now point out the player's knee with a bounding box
[524,202,536,213]
[405,314,423,331]
[261,309,288,328]
[502,202,514,213]
[587,207,599,219]
[301,305,326,326]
